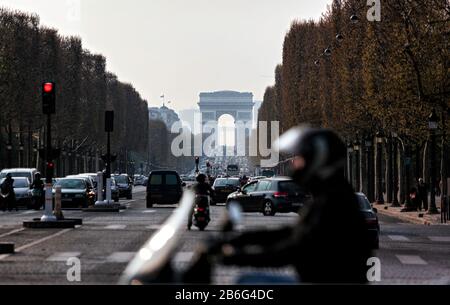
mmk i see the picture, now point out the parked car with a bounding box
[133,175,146,186]
[53,178,95,208]
[0,177,32,209]
[110,176,120,202]
[356,193,380,249]
[113,174,133,199]
[226,177,311,216]
[0,168,38,185]
[146,171,184,208]
[211,177,241,205]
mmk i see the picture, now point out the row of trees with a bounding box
[0,8,149,174]
[258,0,449,202]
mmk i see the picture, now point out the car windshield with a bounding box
[150,175,162,185]
[13,179,29,188]
[115,176,128,184]
[214,179,240,187]
[55,179,86,190]
[357,195,372,210]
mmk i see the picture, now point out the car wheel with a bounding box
[263,201,275,216]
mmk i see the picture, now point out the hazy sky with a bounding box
[0,0,331,111]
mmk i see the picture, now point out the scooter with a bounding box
[192,195,211,231]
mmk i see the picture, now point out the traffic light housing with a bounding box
[42,82,56,114]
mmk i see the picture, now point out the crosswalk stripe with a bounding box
[106,252,136,263]
[105,225,127,230]
[142,210,156,214]
[22,210,37,215]
[428,236,450,242]
[146,225,161,230]
[47,252,81,262]
[388,235,410,242]
[0,228,25,239]
[396,255,427,265]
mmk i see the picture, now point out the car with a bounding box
[133,175,146,186]
[226,177,311,216]
[52,178,96,208]
[113,174,133,199]
[356,193,380,249]
[67,175,96,192]
[110,177,120,202]
[0,168,38,185]
[146,171,184,208]
[212,177,241,205]
[0,177,32,209]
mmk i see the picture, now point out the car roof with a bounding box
[1,168,36,172]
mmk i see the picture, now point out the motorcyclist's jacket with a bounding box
[1,178,14,195]
[193,182,214,197]
[31,179,44,191]
[221,175,373,284]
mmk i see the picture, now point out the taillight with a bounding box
[366,218,378,225]
[197,207,205,212]
[273,192,288,198]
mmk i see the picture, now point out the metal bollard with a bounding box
[54,185,64,220]
[41,183,57,222]
[105,178,112,205]
[95,172,104,205]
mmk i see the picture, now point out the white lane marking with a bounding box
[396,255,428,265]
[22,210,37,215]
[146,225,161,230]
[388,235,411,242]
[428,236,450,242]
[142,210,156,214]
[174,252,194,263]
[106,252,136,263]
[105,225,126,230]
[0,229,72,260]
[0,228,25,239]
[47,252,81,262]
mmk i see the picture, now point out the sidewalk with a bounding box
[376,204,447,225]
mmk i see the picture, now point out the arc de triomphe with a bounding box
[198,91,254,156]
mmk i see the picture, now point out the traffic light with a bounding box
[46,161,55,176]
[42,82,56,114]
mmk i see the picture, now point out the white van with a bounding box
[0,168,38,185]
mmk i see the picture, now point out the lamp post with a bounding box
[354,140,361,192]
[376,131,385,204]
[428,109,439,214]
[6,143,13,168]
[347,143,354,187]
[19,143,24,168]
[391,133,400,207]
[365,136,374,202]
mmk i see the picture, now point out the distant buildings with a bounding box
[148,105,180,129]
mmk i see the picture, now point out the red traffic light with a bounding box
[46,162,55,169]
[43,82,54,93]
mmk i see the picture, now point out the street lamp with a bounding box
[347,143,354,186]
[428,109,439,214]
[376,131,385,204]
[354,140,361,192]
[350,15,359,24]
[365,136,374,202]
[6,143,12,168]
[336,34,344,43]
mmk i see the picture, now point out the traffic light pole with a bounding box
[41,113,57,222]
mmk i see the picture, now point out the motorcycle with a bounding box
[192,195,211,231]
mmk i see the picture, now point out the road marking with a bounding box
[174,252,194,263]
[0,229,72,261]
[106,252,136,263]
[396,255,428,265]
[428,236,450,242]
[22,210,38,215]
[146,225,161,230]
[47,252,81,262]
[388,235,411,242]
[105,225,126,230]
[0,228,25,239]
[142,210,156,214]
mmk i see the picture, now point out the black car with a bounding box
[211,178,241,205]
[356,193,380,249]
[146,171,184,208]
[113,174,133,199]
[226,177,310,216]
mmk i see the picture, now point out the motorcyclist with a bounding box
[30,172,45,210]
[1,173,17,212]
[188,174,214,230]
[195,127,373,284]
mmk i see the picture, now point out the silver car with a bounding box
[0,177,32,209]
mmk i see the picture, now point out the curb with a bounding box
[23,219,80,229]
[0,243,15,254]
[377,206,439,225]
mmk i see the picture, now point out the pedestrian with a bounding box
[0,174,17,212]
[409,187,420,211]
[417,178,428,211]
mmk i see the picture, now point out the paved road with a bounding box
[0,188,449,284]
